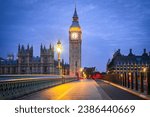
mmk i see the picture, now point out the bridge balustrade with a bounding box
[0,76,77,99]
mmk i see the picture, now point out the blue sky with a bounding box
[0,0,150,72]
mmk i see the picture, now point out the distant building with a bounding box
[83,67,96,78]
[7,54,14,61]
[0,56,18,74]
[0,44,69,75]
[107,49,150,75]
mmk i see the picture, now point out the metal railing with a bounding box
[0,75,77,99]
[103,69,150,95]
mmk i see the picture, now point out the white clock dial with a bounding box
[71,32,78,40]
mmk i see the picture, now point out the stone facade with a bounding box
[0,44,69,75]
[18,44,54,74]
[107,49,150,76]
[69,8,82,76]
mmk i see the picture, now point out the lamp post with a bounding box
[56,40,62,75]
[75,61,78,77]
[140,67,145,93]
[147,67,150,95]
[143,67,147,93]
[143,67,147,80]
[127,72,131,88]
[80,68,83,78]
[120,74,123,86]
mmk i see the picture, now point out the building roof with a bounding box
[70,7,80,28]
[70,21,80,27]
[107,49,150,67]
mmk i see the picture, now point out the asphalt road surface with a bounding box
[95,79,143,100]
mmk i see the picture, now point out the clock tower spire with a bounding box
[73,7,78,21]
[69,6,82,76]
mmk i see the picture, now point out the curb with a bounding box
[94,80,112,100]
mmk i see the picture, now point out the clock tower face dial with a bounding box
[71,32,78,40]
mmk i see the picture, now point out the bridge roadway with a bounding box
[19,79,143,100]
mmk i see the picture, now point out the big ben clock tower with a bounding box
[69,7,82,76]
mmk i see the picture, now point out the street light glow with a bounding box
[57,47,62,53]
[129,72,131,76]
[143,67,147,72]
[56,40,63,75]
[56,40,62,54]
[80,68,83,72]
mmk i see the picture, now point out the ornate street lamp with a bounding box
[56,40,62,75]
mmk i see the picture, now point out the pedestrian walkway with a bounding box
[19,79,109,100]
[19,79,144,100]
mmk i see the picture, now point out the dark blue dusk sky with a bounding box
[0,0,150,72]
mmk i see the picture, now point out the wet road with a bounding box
[19,79,144,100]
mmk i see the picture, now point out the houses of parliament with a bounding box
[0,6,82,75]
[0,44,69,75]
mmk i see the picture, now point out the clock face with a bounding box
[71,32,78,40]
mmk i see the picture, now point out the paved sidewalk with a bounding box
[19,79,145,100]
[19,79,110,100]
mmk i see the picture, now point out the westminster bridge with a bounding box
[0,74,150,100]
